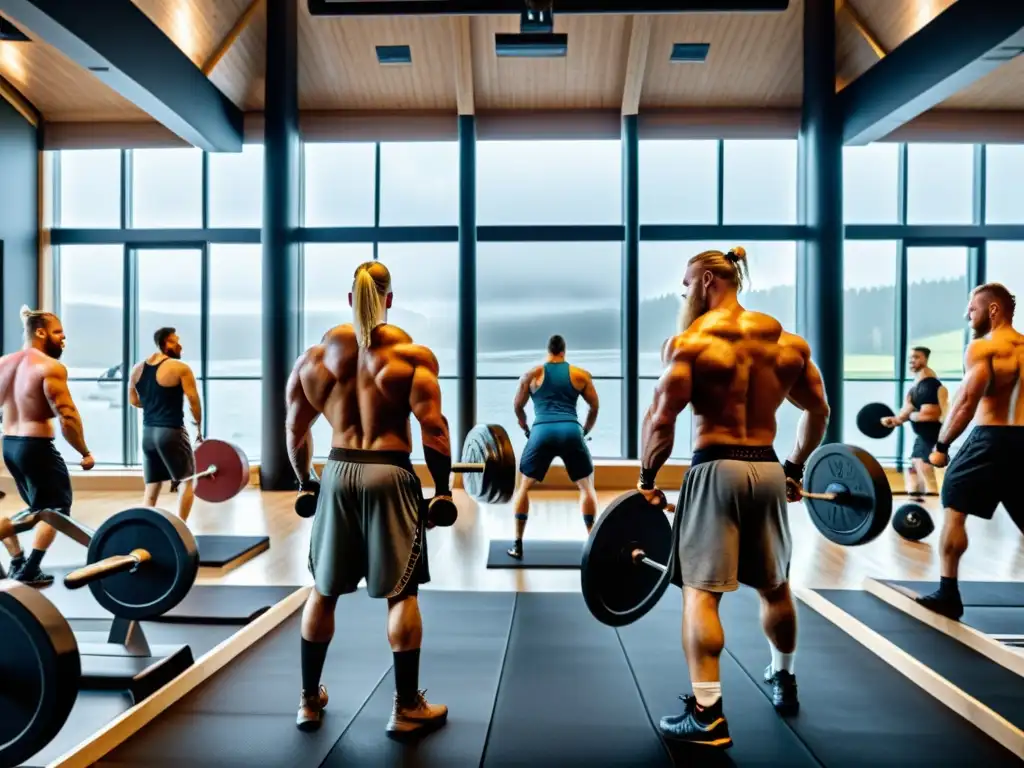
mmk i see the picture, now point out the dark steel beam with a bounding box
[308,0,788,16]
[840,0,1024,145]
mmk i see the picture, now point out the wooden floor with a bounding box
[9,488,1024,592]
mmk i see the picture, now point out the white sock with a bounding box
[691,681,722,708]
[770,643,796,675]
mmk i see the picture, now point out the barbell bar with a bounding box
[64,548,152,590]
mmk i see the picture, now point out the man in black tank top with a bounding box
[129,327,203,522]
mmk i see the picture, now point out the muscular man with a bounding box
[917,284,1024,620]
[638,247,829,748]
[129,328,202,522]
[286,261,449,738]
[0,307,94,587]
[881,347,947,497]
[508,334,599,559]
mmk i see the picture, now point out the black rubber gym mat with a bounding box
[481,591,672,767]
[888,580,1024,607]
[194,534,270,568]
[962,606,1024,636]
[41,567,300,624]
[819,589,1024,729]
[486,538,583,569]
[720,587,1020,766]
[617,596,821,767]
[97,588,392,768]
[68,618,238,659]
[319,591,515,767]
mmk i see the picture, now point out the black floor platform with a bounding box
[888,580,1024,607]
[96,590,1021,767]
[194,534,270,568]
[819,589,1024,730]
[486,538,583,569]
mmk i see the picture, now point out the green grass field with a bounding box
[845,329,965,380]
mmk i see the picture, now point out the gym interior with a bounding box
[2,0,1024,765]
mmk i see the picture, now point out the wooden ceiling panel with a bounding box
[640,0,803,108]
[208,2,266,111]
[836,13,878,89]
[297,8,457,111]
[841,0,957,78]
[131,0,254,68]
[472,14,630,111]
[942,55,1024,110]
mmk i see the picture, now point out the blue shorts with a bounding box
[519,422,594,482]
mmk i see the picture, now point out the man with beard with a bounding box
[881,346,947,497]
[917,283,1024,620]
[638,247,830,748]
[0,307,94,587]
[128,327,202,522]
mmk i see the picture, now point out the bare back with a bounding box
[0,349,63,437]
[966,328,1024,425]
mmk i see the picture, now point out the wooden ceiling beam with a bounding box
[0,72,39,126]
[202,0,264,76]
[835,0,887,60]
[621,15,652,116]
[451,15,474,115]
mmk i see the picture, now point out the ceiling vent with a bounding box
[376,44,411,65]
[671,43,710,63]
[495,32,567,58]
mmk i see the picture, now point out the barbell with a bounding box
[172,438,251,504]
[581,443,893,627]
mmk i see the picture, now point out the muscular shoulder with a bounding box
[393,343,439,375]
[521,364,544,383]
[568,364,591,387]
[965,338,997,366]
[778,330,811,358]
[739,310,784,341]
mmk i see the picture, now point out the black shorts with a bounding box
[941,426,1024,521]
[909,421,941,462]
[142,425,195,485]
[519,421,594,482]
[2,436,73,514]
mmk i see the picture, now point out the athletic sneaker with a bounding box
[658,695,732,748]
[916,589,964,620]
[14,564,54,588]
[296,685,329,732]
[507,541,523,560]
[763,666,799,714]
[386,690,448,739]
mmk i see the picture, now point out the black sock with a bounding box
[694,698,723,724]
[24,549,45,572]
[939,576,960,600]
[393,649,421,704]
[301,639,330,694]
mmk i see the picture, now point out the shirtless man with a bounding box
[129,327,202,522]
[881,346,947,497]
[917,284,1024,620]
[508,334,599,559]
[638,247,830,748]
[286,261,450,738]
[0,307,94,587]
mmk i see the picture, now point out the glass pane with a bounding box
[639,241,797,376]
[58,149,121,228]
[477,140,621,225]
[409,378,459,462]
[130,148,203,228]
[907,247,968,378]
[378,243,459,374]
[639,140,718,224]
[843,380,899,460]
[136,249,202,372]
[843,144,899,224]
[379,142,459,226]
[638,377,693,459]
[986,145,1024,224]
[207,380,261,460]
[56,380,123,465]
[985,242,1024,289]
[59,245,124,378]
[477,242,621,377]
[209,244,261,376]
[906,143,974,225]
[722,140,797,224]
[302,243,375,350]
[208,144,264,228]
[844,241,898,379]
[302,143,376,227]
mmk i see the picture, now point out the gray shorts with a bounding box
[308,448,430,599]
[675,445,791,593]
[141,426,195,485]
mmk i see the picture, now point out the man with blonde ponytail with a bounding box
[638,246,830,748]
[0,307,94,587]
[286,260,451,738]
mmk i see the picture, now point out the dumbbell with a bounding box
[857,402,899,439]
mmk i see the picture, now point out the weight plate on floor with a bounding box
[893,502,934,541]
[85,507,200,620]
[856,402,897,440]
[194,439,250,503]
[0,581,80,767]
[804,443,892,546]
[462,424,516,505]
[581,490,674,627]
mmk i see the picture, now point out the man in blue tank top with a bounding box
[128,327,203,522]
[508,335,600,559]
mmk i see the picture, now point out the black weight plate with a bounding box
[462,424,516,504]
[893,502,934,541]
[86,507,200,620]
[0,581,80,768]
[857,402,896,440]
[581,490,673,627]
[804,443,892,546]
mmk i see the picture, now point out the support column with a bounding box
[456,115,476,456]
[621,114,640,458]
[260,0,300,489]
[798,0,843,444]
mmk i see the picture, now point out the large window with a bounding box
[208,144,264,228]
[906,144,974,225]
[302,143,377,227]
[378,142,459,226]
[986,146,1024,224]
[135,248,202,372]
[639,140,718,224]
[209,245,262,377]
[907,247,969,377]
[986,242,1024,288]
[130,148,203,228]
[843,144,900,224]
[722,140,798,224]
[57,149,122,228]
